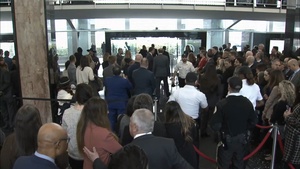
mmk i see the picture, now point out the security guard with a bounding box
[210,76,257,169]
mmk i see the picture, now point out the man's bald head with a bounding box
[140,58,148,68]
[135,54,143,63]
[245,51,253,58]
[288,59,300,71]
[37,123,68,158]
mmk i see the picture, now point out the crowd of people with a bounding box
[0,42,300,169]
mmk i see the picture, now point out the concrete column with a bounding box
[12,0,53,123]
[78,19,90,55]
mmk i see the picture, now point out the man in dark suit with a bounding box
[132,58,155,96]
[146,47,155,72]
[288,59,300,88]
[127,54,142,85]
[129,109,194,169]
[13,123,68,169]
[153,48,170,99]
[104,66,132,131]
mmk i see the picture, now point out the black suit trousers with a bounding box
[155,77,169,99]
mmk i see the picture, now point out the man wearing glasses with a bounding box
[13,123,69,169]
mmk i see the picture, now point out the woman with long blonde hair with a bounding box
[77,97,122,169]
[270,80,296,125]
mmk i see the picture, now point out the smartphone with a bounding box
[286,105,290,110]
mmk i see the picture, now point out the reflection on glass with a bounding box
[181,19,204,30]
[229,31,242,51]
[111,37,201,70]
[0,21,13,34]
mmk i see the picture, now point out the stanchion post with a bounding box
[270,124,278,169]
[154,97,158,121]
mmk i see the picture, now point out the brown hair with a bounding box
[164,101,194,142]
[77,97,115,154]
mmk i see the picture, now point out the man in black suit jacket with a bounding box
[153,48,171,99]
[13,123,68,169]
[132,58,155,96]
[129,109,194,169]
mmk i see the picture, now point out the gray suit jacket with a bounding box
[67,63,76,85]
[102,64,114,80]
[153,54,170,77]
[291,70,300,88]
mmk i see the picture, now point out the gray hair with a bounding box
[131,109,154,133]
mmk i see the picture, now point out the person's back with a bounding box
[129,109,193,169]
[132,58,155,96]
[153,53,169,77]
[13,155,58,169]
[132,134,191,169]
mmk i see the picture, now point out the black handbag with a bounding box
[89,76,103,91]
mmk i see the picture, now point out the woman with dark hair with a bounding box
[77,97,122,169]
[188,53,197,68]
[118,95,136,144]
[198,64,222,137]
[184,45,193,56]
[262,69,285,121]
[76,56,94,85]
[238,66,264,109]
[62,83,93,169]
[283,86,300,168]
[197,50,207,72]
[164,101,197,168]
[0,105,42,169]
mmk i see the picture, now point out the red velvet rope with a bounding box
[193,128,273,164]
[255,124,273,129]
[193,145,217,163]
[243,128,272,160]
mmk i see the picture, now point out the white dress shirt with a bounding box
[174,61,195,79]
[168,85,208,119]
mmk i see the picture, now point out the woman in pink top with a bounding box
[77,97,122,169]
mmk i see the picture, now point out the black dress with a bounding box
[164,122,197,169]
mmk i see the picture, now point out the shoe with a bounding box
[201,133,210,138]
[265,155,272,161]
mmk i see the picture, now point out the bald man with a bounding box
[132,58,155,96]
[128,54,143,85]
[13,123,68,169]
[288,59,300,88]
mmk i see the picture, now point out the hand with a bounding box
[263,94,269,100]
[284,108,292,118]
[262,113,267,121]
[83,147,99,162]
